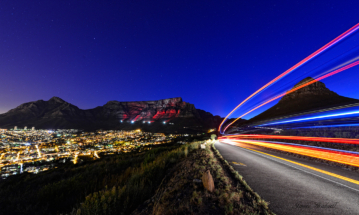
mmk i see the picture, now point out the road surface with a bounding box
[215,141,359,215]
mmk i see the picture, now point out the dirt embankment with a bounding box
[132,142,274,215]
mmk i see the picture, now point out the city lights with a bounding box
[0,128,193,179]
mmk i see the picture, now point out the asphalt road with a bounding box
[215,141,359,215]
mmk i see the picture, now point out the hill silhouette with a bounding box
[0,97,222,132]
[250,77,359,123]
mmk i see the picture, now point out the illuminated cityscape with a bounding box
[0,127,201,179]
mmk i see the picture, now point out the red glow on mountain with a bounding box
[133,115,141,121]
[167,109,177,118]
[153,110,166,119]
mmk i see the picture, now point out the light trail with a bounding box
[233,145,359,186]
[294,123,359,129]
[219,23,359,133]
[223,134,359,145]
[223,60,359,132]
[257,107,359,126]
[261,112,359,125]
[252,103,359,128]
[225,137,359,155]
[266,141,359,155]
[220,138,359,167]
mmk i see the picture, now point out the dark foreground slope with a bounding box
[0,142,273,215]
[0,143,181,215]
[0,97,222,132]
[250,77,359,123]
[132,143,273,215]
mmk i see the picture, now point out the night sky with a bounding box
[1,0,359,117]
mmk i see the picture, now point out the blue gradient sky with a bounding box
[1,0,359,116]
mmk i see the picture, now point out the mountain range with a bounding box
[0,97,222,133]
[1,77,357,132]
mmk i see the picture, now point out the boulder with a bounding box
[202,170,215,192]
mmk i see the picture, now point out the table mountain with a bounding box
[0,97,222,132]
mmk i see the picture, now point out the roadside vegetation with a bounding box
[68,142,200,215]
[0,143,182,215]
[133,141,273,215]
[0,140,273,215]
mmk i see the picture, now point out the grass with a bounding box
[0,139,273,215]
[68,141,202,215]
[0,143,186,215]
[133,141,275,215]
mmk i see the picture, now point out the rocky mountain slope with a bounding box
[0,97,222,132]
[250,77,359,123]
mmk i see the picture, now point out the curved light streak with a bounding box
[219,23,359,134]
[252,140,359,155]
[295,124,359,129]
[223,134,359,145]
[259,109,359,126]
[223,60,359,132]
[220,138,359,167]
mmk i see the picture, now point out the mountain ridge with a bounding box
[249,77,359,123]
[0,97,222,132]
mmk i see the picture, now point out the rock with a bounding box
[282,77,339,101]
[202,170,215,192]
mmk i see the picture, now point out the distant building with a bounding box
[14,126,17,130]
[32,127,35,131]
[1,165,20,178]
[24,126,27,130]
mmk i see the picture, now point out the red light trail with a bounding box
[219,23,359,133]
[220,138,359,167]
[222,59,359,132]
[221,134,359,145]
[223,59,359,132]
